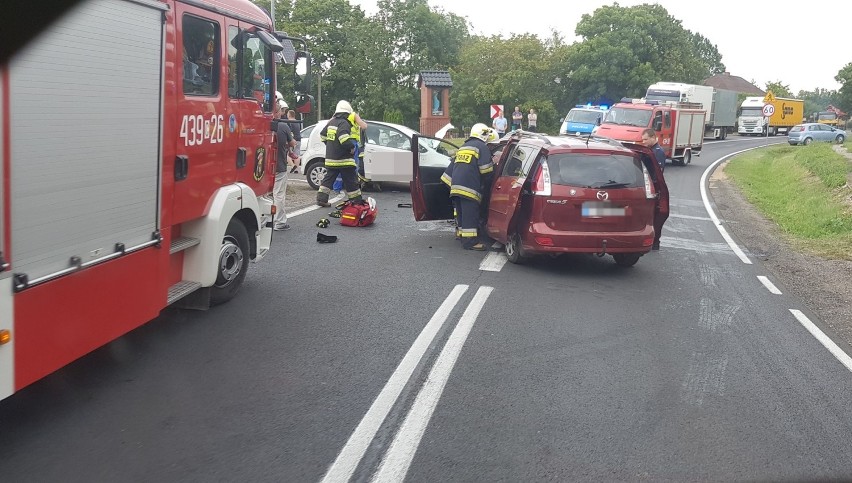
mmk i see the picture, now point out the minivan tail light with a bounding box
[642,164,655,199]
[532,159,552,196]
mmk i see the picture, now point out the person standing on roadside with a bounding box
[511,106,523,131]
[273,102,296,230]
[527,108,538,132]
[492,114,507,138]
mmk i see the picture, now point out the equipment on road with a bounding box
[339,197,378,227]
[317,218,331,228]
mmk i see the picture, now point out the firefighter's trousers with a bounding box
[453,196,481,246]
[319,166,362,201]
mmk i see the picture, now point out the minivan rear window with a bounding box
[547,153,644,189]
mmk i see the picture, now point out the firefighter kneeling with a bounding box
[442,123,497,251]
[317,100,364,207]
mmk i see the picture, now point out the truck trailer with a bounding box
[738,95,805,136]
[645,82,737,140]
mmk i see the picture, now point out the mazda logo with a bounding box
[596,191,609,200]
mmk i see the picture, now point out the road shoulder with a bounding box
[709,161,852,347]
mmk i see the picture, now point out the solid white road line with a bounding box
[790,309,852,373]
[757,275,782,295]
[372,286,494,483]
[699,147,766,265]
[287,194,345,218]
[320,285,469,483]
[668,213,712,221]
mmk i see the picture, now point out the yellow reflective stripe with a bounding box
[479,162,494,174]
[338,134,352,143]
[440,173,452,186]
[458,147,480,157]
[459,229,478,237]
[325,159,357,167]
[319,186,332,194]
[347,190,362,199]
[450,186,482,202]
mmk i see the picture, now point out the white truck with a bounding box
[645,82,738,139]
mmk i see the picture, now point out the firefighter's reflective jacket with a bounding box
[320,114,357,168]
[441,137,494,202]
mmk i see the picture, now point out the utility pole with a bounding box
[317,70,322,123]
[269,0,274,30]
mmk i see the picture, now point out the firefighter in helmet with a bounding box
[317,100,364,207]
[441,123,497,251]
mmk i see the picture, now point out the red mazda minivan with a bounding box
[410,132,668,267]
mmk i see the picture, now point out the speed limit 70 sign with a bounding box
[762,104,775,117]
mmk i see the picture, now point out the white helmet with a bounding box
[335,100,353,114]
[470,123,498,142]
[275,91,284,101]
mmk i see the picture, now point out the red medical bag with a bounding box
[339,197,378,227]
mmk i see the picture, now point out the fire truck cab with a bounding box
[595,99,706,166]
[0,0,303,400]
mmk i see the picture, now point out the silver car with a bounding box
[788,123,847,145]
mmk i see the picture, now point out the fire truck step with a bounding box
[167,280,202,305]
[170,236,201,254]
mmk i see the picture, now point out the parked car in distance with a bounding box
[300,120,454,189]
[410,132,669,267]
[788,123,847,145]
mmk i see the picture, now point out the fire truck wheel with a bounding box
[211,218,250,306]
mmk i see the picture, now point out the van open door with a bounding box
[622,142,669,236]
[410,135,459,221]
[485,142,542,243]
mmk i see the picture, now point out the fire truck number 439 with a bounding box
[180,114,224,146]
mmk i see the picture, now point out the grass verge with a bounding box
[724,143,852,260]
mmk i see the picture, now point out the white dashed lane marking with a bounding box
[757,276,782,295]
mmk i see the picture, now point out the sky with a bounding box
[348,0,849,94]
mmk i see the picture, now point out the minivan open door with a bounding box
[485,142,542,243]
[410,135,459,221]
[623,143,669,236]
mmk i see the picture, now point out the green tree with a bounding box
[836,62,852,114]
[450,34,562,133]
[797,87,840,121]
[764,80,793,98]
[355,0,468,127]
[564,4,726,105]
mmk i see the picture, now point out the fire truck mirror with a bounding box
[255,30,284,53]
[295,94,314,115]
[294,51,311,94]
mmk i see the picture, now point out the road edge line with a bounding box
[790,309,852,373]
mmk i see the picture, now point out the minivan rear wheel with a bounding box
[505,234,527,264]
[613,253,642,267]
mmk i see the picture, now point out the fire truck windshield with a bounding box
[604,107,652,127]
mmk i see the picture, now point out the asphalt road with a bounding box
[3,135,852,482]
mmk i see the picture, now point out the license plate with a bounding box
[582,201,625,217]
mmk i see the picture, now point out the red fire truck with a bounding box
[595,99,706,166]
[0,0,310,400]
